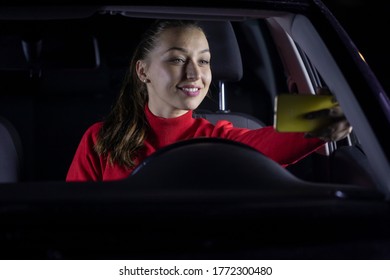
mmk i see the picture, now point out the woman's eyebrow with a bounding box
[164,47,210,54]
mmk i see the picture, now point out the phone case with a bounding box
[274,94,338,132]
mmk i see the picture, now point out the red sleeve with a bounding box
[209,121,325,167]
[66,123,104,181]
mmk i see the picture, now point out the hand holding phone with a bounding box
[274,94,338,133]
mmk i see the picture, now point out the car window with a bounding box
[0,11,377,187]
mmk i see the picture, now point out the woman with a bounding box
[66,20,351,181]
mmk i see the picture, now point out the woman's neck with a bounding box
[147,103,190,119]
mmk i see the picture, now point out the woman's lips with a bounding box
[180,87,201,97]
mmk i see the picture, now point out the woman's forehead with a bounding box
[156,27,209,51]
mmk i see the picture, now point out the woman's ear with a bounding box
[136,60,148,82]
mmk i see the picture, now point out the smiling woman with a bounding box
[136,23,212,117]
[65,19,350,182]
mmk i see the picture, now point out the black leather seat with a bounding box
[0,116,23,183]
[195,21,265,129]
[193,110,264,129]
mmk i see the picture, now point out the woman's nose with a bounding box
[186,61,201,80]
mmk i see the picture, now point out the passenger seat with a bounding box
[0,116,23,183]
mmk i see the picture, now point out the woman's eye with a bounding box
[171,58,185,63]
[199,59,210,65]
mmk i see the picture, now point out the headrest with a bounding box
[39,33,109,96]
[0,32,100,71]
[0,35,28,70]
[41,32,100,70]
[199,21,243,82]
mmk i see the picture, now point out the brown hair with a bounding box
[94,19,203,168]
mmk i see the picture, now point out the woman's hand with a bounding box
[304,105,352,142]
[304,88,352,142]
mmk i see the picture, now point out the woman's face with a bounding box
[137,26,212,118]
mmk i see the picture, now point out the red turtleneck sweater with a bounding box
[66,106,324,181]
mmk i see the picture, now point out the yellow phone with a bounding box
[274,94,338,132]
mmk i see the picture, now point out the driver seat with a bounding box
[195,21,265,129]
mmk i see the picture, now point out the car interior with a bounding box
[0,15,276,182]
[0,5,389,259]
[0,11,377,186]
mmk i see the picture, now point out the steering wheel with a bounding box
[129,138,300,189]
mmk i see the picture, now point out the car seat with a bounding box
[0,116,23,183]
[195,21,265,129]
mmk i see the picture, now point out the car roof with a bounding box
[0,0,316,20]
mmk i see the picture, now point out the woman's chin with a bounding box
[183,97,206,111]
[184,102,202,111]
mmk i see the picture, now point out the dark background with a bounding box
[323,0,390,94]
